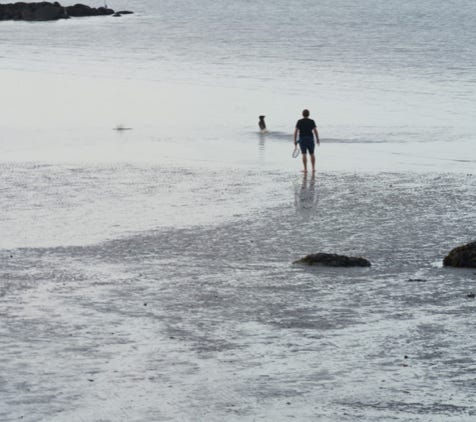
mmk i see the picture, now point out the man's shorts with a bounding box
[299,137,315,154]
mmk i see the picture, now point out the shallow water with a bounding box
[1,0,476,146]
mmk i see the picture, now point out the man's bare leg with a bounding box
[301,153,308,172]
[310,154,316,172]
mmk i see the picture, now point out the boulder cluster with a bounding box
[0,2,133,21]
[293,241,476,269]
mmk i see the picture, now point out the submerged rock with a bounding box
[443,241,476,268]
[294,253,371,267]
[113,10,134,17]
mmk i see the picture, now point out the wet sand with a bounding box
[1,171,475,421]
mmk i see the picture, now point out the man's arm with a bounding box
[293,128,299,145]
[313,128,320,145]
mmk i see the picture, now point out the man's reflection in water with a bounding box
[294,173,319,220]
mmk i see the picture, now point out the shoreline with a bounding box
[1,68,474,175]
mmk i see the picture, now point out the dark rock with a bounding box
[65,4,113,17]
[293,253,371,267]
[112,10,133,17]
[443,241,476,268]
[1,2,67,21]
[96,6,114,16]
[34,3,68,20]
[65,4,92,16]
[0,2,117,21]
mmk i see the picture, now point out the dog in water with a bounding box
[258,115,267,132]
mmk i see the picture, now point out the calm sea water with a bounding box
[3,0,476,81]
[1,0,475,140]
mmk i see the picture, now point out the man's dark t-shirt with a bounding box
[296,118,316,138]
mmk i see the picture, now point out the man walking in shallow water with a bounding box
[294,109,320,172]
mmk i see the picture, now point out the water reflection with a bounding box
[294,173,319,219]
[258,131,266,157]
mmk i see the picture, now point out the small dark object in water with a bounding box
[407,278,426,282]
[467,293,475,299]
[114,125,132,131]
[258,115,266,131]
[112,11,133,17]
[293,253,371,267]
[443,241,476,268]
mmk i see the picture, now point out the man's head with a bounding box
[259,115,265,120]
[302,109,310,118]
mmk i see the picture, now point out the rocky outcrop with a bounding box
[443,241,476,268]
[0,2,68,21]
[0,2,131,21]
[112,10,134,17]
[65,4,113,17]
[294,253,371,267]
